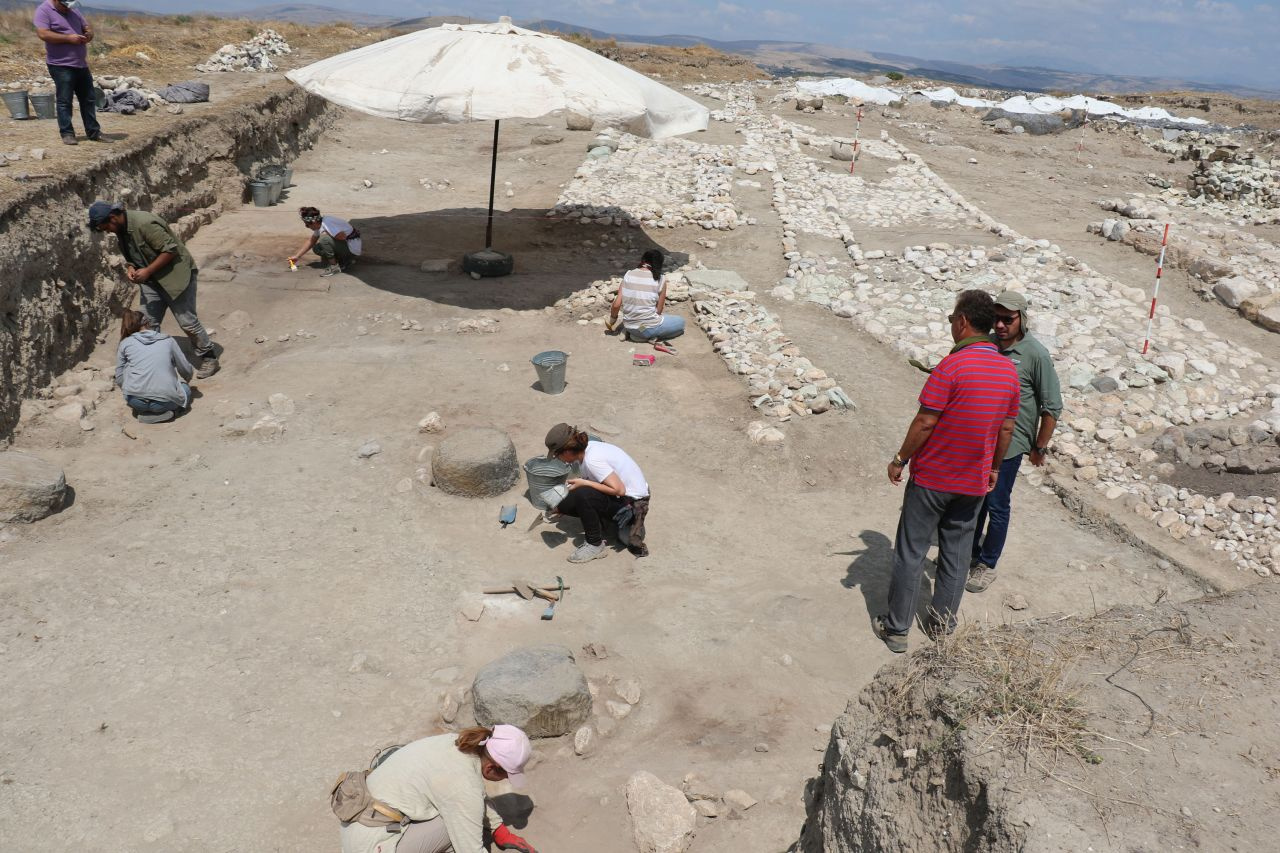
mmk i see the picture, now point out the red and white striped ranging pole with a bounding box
[1141,223,1172,355]
[849,104,864,174]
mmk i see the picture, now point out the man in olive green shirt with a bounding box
[966,290,1062,593]
[89,201,219,378]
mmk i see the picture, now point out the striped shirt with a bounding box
[621,268,664,331]
[910,340,1020,496]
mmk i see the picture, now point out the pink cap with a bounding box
[485,724,531,789]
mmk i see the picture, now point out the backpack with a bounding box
[330,745,406,828]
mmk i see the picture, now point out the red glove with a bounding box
[493,824,537,853]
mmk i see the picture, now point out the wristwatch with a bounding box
[1032,445,1049,454]
[890,454,906,467]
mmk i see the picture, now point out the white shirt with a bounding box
[582,440,649,498]
[322,215,362,256]
[620,268,664,331]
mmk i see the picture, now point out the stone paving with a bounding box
[557,81,1280,577]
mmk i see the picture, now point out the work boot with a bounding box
[872,615,907,654]
[196,356,220,379]
[62,134,78,145]
[965,562,997,593]
[320,264,342,277]
[567,541,607,563]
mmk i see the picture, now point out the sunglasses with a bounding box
[994,314,1020,326]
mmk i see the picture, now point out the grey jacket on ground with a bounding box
[115,330,193,406]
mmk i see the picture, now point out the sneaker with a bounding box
[62,134,78,145]
[965,562,997,593]
[320,265,342,277]
[196,356,220,379]
[567,541,608,563]
[872,615,908,654]
[136,410,175,424]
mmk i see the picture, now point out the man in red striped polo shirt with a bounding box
[874,290,1020,653]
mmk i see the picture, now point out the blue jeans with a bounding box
[629,315,685,342]
[47,64,100,139]
[125,383,190,414]
[971,454,1024,569]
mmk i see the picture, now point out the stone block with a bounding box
[626,771,697,853]
[472,645,591,738]
[431,428,519,497]
[0,451,67,523]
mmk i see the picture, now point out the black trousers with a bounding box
[557,487,624,546]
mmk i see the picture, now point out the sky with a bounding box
[118,1,1279,89]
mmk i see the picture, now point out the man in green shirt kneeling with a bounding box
[89,201,220,379]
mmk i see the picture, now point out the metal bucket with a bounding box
[248,180,272,207]
[93,86,108,110]
[283,166,294,187]
[524,457,572,510]
[265,174,284,204]
[3,91,30,120]
[531,350,568,394]
[29,93,56,120]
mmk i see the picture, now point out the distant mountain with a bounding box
[523,18,1280,100]
[210,4,397,26]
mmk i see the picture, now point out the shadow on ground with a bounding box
[340,208,687,310]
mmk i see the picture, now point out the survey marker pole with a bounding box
[1141,223,1171,355]
[849,104,864,175]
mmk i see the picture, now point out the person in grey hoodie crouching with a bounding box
[115,309,193,424]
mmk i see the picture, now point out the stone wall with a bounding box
[0,83,336,441]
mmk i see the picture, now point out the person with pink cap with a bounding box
[338,724,537,853]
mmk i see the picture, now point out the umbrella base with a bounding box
[462,249,514,278]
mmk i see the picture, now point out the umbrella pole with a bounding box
[485,119,499,249]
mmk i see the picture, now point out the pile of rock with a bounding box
[1188,153,1280,208]
[35,366,115,431]
[552,134,747,230]
[1154,422,1280,476]
[687,269,853,420]
[197,29,291,73]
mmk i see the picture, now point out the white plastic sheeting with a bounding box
[794,76,1209,126]
[286,17,709,138]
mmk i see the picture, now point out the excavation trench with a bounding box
[0,81,336,441]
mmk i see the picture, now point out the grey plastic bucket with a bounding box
[249,180,272,207]
[2,91,30,120]
[531,350,568,394]
[92,86,107,110]
[29,93,56,120]
[524,457,572,510]
[284,166,294,187]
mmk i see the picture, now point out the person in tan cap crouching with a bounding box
[544,423,651,562]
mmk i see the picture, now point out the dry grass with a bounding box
[0,11,390,84]
[894,622,1097,769]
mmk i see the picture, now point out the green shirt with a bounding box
[1000,332,1063,458]
[117,210,196,300]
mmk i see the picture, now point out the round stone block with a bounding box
[0,450,68,523]
[431,428,519,497]
[472,645,592,738]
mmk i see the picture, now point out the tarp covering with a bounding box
[286,18,709,139]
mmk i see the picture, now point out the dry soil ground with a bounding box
[0,86,1267,851]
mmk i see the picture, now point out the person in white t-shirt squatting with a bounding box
[290,206,364,277]
[607,249,685,343]
[544,423,652,563]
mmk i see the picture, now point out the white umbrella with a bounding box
[286,17,710,274]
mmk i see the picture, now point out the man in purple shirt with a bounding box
[33,0,102,145]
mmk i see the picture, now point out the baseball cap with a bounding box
[993,290,1029,313]
[87,200,122,229]
[544,423,576,457]
[485,724,531,789]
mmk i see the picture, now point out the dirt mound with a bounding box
[796,584,1279,852]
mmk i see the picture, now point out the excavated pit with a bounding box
[0,82,336,441]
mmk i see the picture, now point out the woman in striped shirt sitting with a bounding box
[608,249,685,343]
